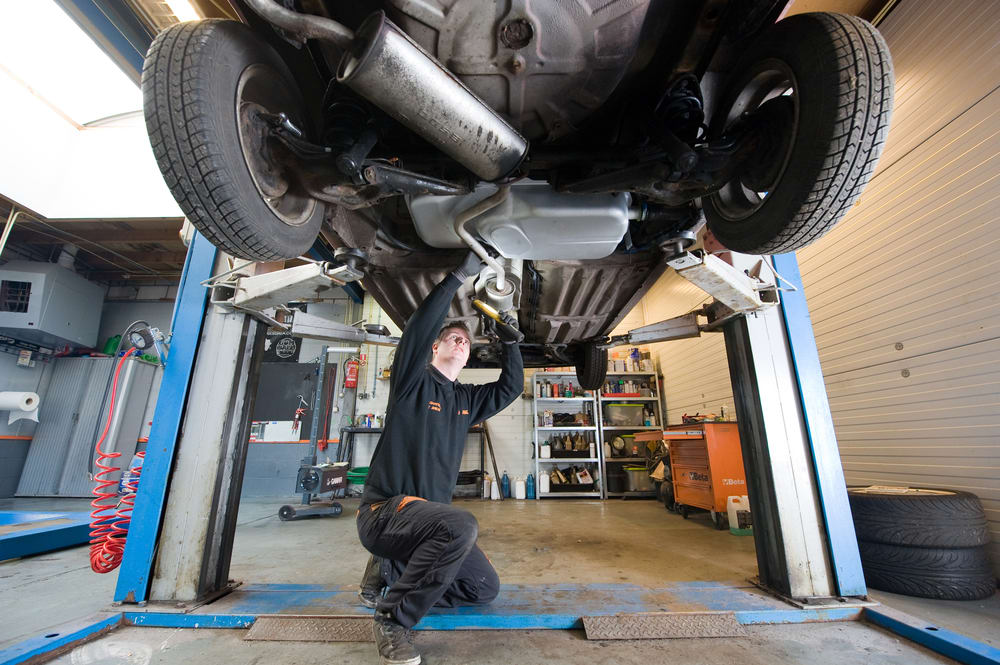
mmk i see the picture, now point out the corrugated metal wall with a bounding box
[16,357,156,497]
[629,0,1000,574]
[797,0,1000,575]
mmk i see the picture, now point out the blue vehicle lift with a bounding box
[3,237,996,665]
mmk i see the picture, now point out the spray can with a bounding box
[117,451,145,495]
[501,471,511,499]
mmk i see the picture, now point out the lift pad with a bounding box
[582,612,748,640]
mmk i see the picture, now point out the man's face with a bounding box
[432,327,471,365]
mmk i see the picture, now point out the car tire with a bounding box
[574,343,608,391]
[704,12,893,254]
[142,20,325,260]
[858,541,996,601]
[848,487,989,549]
[658,479,674,511]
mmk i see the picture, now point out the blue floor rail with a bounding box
[0,511,92,561]
[2,582,997,665]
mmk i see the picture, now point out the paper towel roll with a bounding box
[0,391,40,425]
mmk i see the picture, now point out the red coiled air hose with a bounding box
[89,347,138,573]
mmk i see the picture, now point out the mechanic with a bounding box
[355,252,524,665]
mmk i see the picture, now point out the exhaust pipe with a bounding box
[242,2,528,182]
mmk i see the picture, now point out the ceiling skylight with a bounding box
[0,1,142,126]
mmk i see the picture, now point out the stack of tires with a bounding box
[848,487,996,600]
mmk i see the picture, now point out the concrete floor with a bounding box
[2,496,997,664]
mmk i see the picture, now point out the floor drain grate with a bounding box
[245,616,373,642]
[583,612,748,640]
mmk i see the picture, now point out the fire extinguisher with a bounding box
[344,359,359,389]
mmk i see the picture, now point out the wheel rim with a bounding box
[712,58,799,222]
[236,64,316,227]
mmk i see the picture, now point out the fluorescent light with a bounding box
[164,0,201,22]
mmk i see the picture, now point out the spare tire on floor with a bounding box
[848,486,989,549]
[858,541,996,601]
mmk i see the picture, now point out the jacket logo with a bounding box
[428,401,441,412]
[458,409,469,415]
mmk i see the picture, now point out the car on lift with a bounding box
[141,0,893,388]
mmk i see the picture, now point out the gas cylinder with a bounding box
[526,473,535,499]
[501,471,511,499]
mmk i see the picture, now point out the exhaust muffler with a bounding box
[243,2,528,182]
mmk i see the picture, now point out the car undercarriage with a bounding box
[141,0,893,385]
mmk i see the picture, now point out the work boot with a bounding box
[373,610,420,665]
[359,554,385,608]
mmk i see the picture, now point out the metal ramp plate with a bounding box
[245,616,373,642]
[583,612,748,640]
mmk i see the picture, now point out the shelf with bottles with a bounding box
[536,462,601,498]
[538,430,598,461]
[533,375,596,400]
[535,402,596,428]
[601,393,660,402]
[599,376,658,399]
[606,346,656,374]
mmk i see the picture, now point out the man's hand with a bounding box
[451,251,486,282]
[496,312,524,345]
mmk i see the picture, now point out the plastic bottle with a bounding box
[514,477,526,500]
[589,440,596,459]
[102,335,122,355]
[526,473,535,499]
[539,472,550,494]
[490,478,501,500]
[483,473,492,499]
[727,495,752,535]
[501,471,511,499]
[540,441,551,458]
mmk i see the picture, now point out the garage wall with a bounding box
[633,270,734,426]
[97,300,175,347]
[796,0,1000,575]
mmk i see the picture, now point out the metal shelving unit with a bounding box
[532,373,602,499]
[599,369,663,499]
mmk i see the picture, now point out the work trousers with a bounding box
[356,495,500,629]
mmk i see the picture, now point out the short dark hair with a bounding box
[435,320,471,343]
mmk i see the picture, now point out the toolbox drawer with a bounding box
[673,464,711,488]
[669,439,708,465]
[672,464,714,510]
